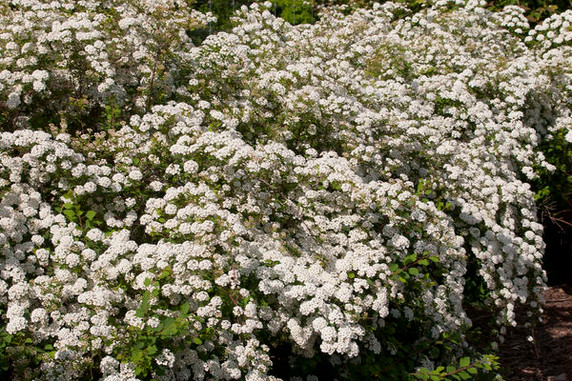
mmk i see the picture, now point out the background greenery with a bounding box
[192,0,571,30]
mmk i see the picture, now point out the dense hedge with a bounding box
[1,0,571,380]
[195,0,571,29]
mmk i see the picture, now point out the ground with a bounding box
[500,285,572,381]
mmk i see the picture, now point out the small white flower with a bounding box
[86,228,104,242]
[33,81,46,92]
[84,181,97,193]
[129,169,143,181]
[210,109,224,120]
[147,316,160,328]
[155,348,176,368]
[184,159,199,174]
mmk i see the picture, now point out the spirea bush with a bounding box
[1,0,571,379]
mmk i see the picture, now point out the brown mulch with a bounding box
[499,285,572,381]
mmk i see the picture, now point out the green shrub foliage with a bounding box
[1,0,572,379]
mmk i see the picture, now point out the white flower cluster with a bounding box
[525,10,572,50]
[493,5,530,35]
[0,0,215,130]
[524,10,572,145]
[1,0,569,379]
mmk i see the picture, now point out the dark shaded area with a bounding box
[268,342,338,380]
[499,286,572,381]
[542,218,572,287]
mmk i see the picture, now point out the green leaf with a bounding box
[418,259,429,266]
[467,367,477,374]
[180,302,190,316]
[459,371,471,380]
[63,209,76,220]
[63,203,74,210]
[86,210,96,220]
[408,267,419,276]
[404,253,417,265]
[147,345,158,356]
[193,337,203,345]
[134,364,146,376]
[459,357,470,368]
[348,272,355,279]
[136,291,151,318]
[162,317,175,331]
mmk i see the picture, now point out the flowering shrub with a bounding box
[0,0,215,132]
[1,0,571,379]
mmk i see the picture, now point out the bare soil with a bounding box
[499,285,572,381]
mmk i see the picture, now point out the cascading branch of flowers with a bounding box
[1,0,571,379]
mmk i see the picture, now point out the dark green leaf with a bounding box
[147,345,158,356]
[162,317,175,330]
[63,209,76,220]
[459,371,471,380]
[459,357,470,368]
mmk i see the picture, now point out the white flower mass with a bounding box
[1,0,571,379]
